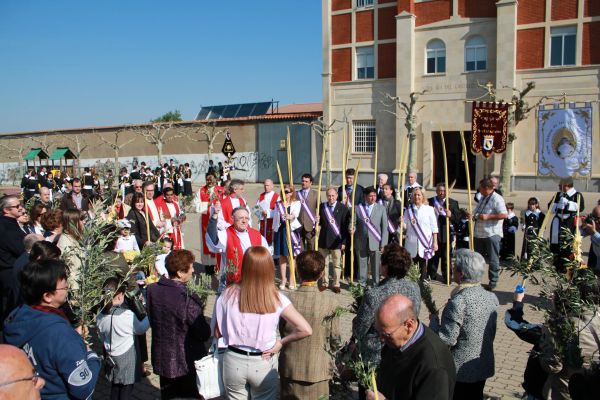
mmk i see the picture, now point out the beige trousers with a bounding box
[222,350,279,400]
[319,248,342,287]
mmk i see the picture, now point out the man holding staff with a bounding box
[297,173,319,251]
[468,178,507,291]
[428,183,460,282]
[339,168,364,278]
[317,187,350,293]
[378,183,401,244]
[353,187,388,285]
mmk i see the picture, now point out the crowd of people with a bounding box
[1,161,599,400]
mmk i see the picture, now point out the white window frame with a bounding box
[352,120,376,153]
[465,36,487,72]
[426,39,446,74]
[356,0,374,8]
[550,25,577,66]
[356,46,375,80]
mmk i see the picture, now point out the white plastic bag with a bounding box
[195,344,225,399]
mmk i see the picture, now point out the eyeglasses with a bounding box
[5,204,24,209]
[134,186,142,189]
[377,323,404,339]
[55,285,69,291]
[284,191,292,194]
[0,370,40,388]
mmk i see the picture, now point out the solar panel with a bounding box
[195,101,274,120]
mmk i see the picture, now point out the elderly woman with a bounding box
[404,187,438,280]
[430,248,499,400]
[352,243,421,400]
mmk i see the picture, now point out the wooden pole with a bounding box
[287,127,294,185]
[349,160,361,283]
[315,139,327,250]
[373,137,378,187]
[398,138,410,246]
[459,131,474,251]
[371,370,380,400]
[342,126,347,187]
[439,129,451,286]
[144,187,151,242]
[276,161,296,288]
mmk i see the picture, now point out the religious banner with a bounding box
[538,103,592,178]
[471,102,509,158]
[221,130,236,158]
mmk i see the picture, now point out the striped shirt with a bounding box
[474,191,507,238]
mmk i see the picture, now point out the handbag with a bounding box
[194,341,225,398]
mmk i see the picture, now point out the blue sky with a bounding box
[0,0,322,133]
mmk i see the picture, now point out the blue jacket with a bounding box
[3,304,101,400]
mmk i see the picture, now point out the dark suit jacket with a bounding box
[60,192,90,212]
[318,202,350,249]
[338,184,364,206]
[126,209,160,249]
[428,196,460,243]
[379,197,402,226]
[297,188,318,231]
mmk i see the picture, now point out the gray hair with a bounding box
[454,248,486,282]
[229,179,244,194]
[232,206,249,218]
[39,187,50,195]
[0,195,19,214]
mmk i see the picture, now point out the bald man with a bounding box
[367,294,455,400]
[0,344,45,400]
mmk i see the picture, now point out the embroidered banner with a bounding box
[537,103,592,178]
[471,102,509,159]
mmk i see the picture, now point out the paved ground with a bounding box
[5,183,595,399]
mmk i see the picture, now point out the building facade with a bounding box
[323,0,600,190]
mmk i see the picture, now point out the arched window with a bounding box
[426,39,446,74]
[465,36,487,72]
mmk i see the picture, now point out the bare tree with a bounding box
[138,121,184,163]
[0,137,32,181]
[29,132,64,156]
[184,121,226,161]
[58,133,90,172]
[95,129,135,174]
[382,91,427,173]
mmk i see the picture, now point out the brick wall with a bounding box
[332,48,352,82]
[517,0,546,24]
[458,0,497,18]
[378,43,397,78]
[551,0,578,20]
[517,28,545,69]
[356,10,375,42]
[379,0,396,3]
[398,0,415,14]
[584,0,600,17]
[415,0,451,27]
[582,21,600,65]
[332,0,352,12]
[332,13,352,45]
[378,6,397,40]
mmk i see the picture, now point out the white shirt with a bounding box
[272,200,302,232]
[155,253,169,277]
[255,191,276,220]
[403,204,438,258]
[96,308,150,357]
[114,235,140,252]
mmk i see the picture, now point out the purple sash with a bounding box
[407,205,433,260]
[345,188,353,208]
[357,204,382,242]
[324,204,341,238]
[378,199,398,234]
[276,202,301,256]
[297,190,316,228]
[432,197,447,217]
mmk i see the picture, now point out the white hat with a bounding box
[116,219,131,229]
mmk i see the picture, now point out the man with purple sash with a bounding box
[317,187,350,293]
[338,168,364,278]
[297,173,319,251]
[378,183,401,244]
[404,187,439,280]
[354,187,388,285]
[428,182,460,282]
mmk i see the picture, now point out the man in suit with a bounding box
[378,183,401,244]
[297,173,319,251]
[279,251,341,400]
[317,187,350,293]
[338,168,364,208]
[354,186,388,285]
[428,182,460,282]
[59,178,90,212]
[402,172,422,206]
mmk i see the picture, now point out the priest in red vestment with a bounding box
[254,179,278,245]
[154,186,186,249]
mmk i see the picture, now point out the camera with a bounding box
[584,215,598,225]
[125,286,147,321]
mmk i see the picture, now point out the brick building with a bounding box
[323,0,600,190]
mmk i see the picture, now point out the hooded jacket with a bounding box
[3,304,101,400]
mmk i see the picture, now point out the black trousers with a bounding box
[428,244,452,280]
[159,374,199,400]
[413,256,428,280]
[453,380,486,400]
[111,383,134,400]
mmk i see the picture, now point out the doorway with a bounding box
[431,131,476,190]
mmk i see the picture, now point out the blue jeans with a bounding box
[475,235,502,287]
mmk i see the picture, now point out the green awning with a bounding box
[49,147,76,160]
[23,148,49,161]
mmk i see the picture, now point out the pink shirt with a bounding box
[215,288,291,352]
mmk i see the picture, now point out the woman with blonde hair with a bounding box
[214,246,312,399]
[57,209,85,288]
[272,184,301,289]
[403,187,438,280]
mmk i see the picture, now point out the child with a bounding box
[96,277,150,400]
[455,208,471,249]
[521,197,545,261]
[154,237,173,278]
[114,219,140,253]
[501,202,519,260]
